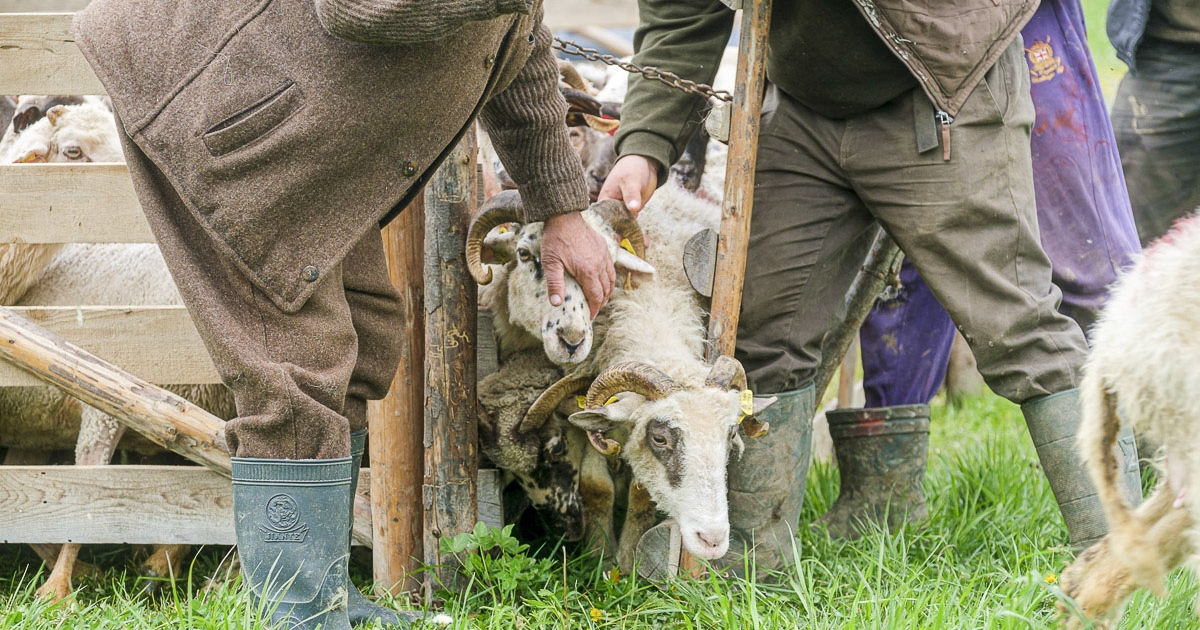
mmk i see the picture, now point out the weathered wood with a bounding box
[544,0,637,28]
[0,465,381,545]
[695,0,773,575]
[0,1,89,13]
[0,164,151,245]
[0,306,376,545]
[836,337,858,409]
[369,193,426,595]
[477,468,503,529]
[422,132,478,590]
[0,306,217,387]
[705,1,772,361]
[569,26,634,57]
[0,13,104,95]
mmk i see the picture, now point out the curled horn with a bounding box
[585,361,681,409]
[519,374,593,433]
[706,356,769,438]
[557,60,593,93]
[588,199,646,259]
[466,189,523,285]
[704,355,747,390]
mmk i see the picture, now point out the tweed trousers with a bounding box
[736,40,1090,404]
[118,118,404,460]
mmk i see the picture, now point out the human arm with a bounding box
[314,0,533,45]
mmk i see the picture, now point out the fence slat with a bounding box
[0,306,218,386]
[0,13,103,95]
[0,164,151,244]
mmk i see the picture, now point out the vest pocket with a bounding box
[203,81,305,157]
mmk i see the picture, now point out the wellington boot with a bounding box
[634,385,817,580]
[1022,389,1142,550]
[232,457,353,630]
[817,405,930,541]
[346,430,427,627]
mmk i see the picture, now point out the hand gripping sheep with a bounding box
[1057,212,1200,628]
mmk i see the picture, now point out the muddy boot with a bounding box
[346,430,425,627]
[1022,389,1142,550]
[816,405,930,540]
[232,457,353,630]
[635,386,815,580]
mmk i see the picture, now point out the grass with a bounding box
[4,392,1199,629]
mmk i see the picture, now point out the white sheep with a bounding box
[1058,212,1200,628]
[0,98,121,164]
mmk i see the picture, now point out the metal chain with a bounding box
[552,37,733,103]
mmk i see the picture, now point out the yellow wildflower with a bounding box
[1045,573,1058,584]
[589,608,604,622]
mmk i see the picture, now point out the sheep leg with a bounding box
[203,550,241,594]
[139,544,191,595]
[34,407,127,602]
[1058,482,1193,628]
[616,482,659,576]
[580,450,617,566]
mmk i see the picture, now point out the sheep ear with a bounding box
[483,227,519,264]
[751,395,778,416]
[614,249,655,277]
[568,408,616,433]
[46,105,66,127]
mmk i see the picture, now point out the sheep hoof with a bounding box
[34,576,74,604]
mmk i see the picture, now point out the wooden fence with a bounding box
[0,2,637,594]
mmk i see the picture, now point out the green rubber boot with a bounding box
[816,405,930,540]
[347,430,424,627]
[1022,389,1142,550]
[232,457,353,630]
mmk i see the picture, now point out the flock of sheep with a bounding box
[2,57,1199,629]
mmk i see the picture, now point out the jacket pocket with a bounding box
[203,81,305,157]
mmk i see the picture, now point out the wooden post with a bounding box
[836,337,858,409]
[0,306,376,545]
[689,0,772,576]
[368,192,426,595]
[422,131,479,591]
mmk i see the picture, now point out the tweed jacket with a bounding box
[73,0,588,312]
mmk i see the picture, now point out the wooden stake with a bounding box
[0,306,376,545]
[369,192,427,595]
[422,132,479,592]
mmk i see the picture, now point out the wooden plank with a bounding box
[544,0,637,28]
[0,13,104,95]
[422,132,478,590]
[477,468,502,529]
[0,306,217,386]
[0,0,89,13]
[0,465,383,545]
[0,164,152,245]
[369,193,426,595]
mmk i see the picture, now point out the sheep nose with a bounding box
[559,331,584,355]
[696,529,727,550]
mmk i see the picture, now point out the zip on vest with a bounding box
[936,110,953,162]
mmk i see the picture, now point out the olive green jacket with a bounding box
[73,0,587,313]
[617,0,1040,174]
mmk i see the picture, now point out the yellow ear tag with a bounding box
[619,238,636,256]
[498,226,508,234]
[737,389,755,423]
[576,395,587,409]
[604,395,620,406]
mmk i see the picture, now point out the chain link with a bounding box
[552,37,733,103]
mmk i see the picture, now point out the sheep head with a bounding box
[466,191,654,365]
[477,352,592,541]
[0,100,122,164]
[568,357,777,560]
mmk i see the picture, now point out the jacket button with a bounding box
[402,161,418,176]
[528,32,536,44]
[302,265,319,282]
[484,53,496,69]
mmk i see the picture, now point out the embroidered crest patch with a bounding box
[260,493,309,542]
[1026,37,1064,84]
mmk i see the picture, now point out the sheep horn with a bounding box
[704,355,747,391]
[519,374,594,433]
[558,60,593,94]
[585,361,681,409]
[562,87,604,119]
[588,199,646,259]
[466,189,523,285]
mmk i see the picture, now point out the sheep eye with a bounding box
[518,248,533,262]
[544,436,565,460]
[650,433,668,448]
[62,146,83,160]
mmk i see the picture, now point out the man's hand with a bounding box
[598,155,659,216]
[542,212,615,319]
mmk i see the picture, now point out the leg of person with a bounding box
[118,123,355,629]
[1110,40,1200,246]
[850,40,1139,549]
[339,231,427,627]
[1024,0,1142,334]
[821,260,955,539]
[721,84,879,572]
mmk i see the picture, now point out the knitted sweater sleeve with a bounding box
[314,0,532,44]
[478,23,590,222]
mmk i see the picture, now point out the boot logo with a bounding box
[260,494,309,542]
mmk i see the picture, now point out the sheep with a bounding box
[1057,212,1200,628]
[0,100,234,601]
